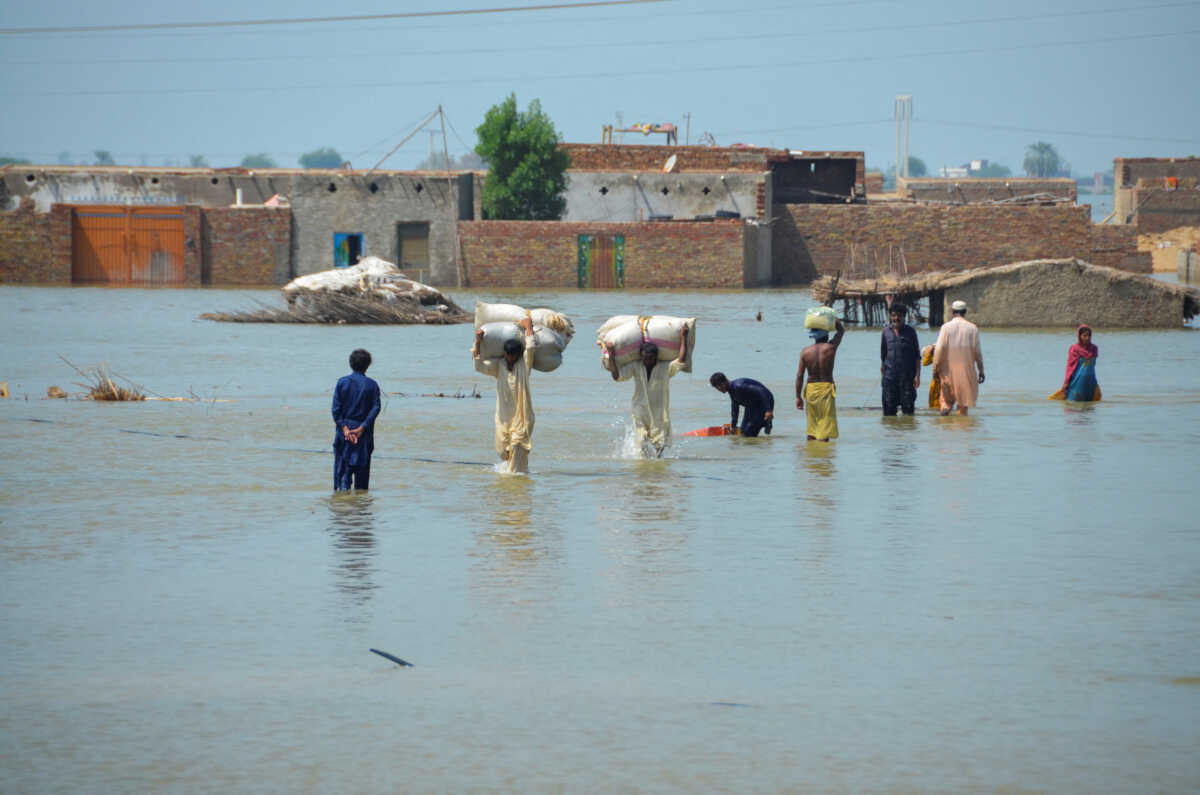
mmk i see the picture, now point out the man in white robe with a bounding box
[932,300,985,416]
[474,317,536,473]
[605,326,689,456]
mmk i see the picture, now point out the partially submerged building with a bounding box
[812,259,1199,328]
[1112,156,1200,230]
[1,147,1184,290]
[0,165,473,286]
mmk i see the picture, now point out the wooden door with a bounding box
[72,206,185,284]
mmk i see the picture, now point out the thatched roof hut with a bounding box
[812,259,1199,328]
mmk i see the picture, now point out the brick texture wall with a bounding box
[772,203,1095,283]
[561,143,786,173]
[0,198,70,283]
[897,177,1077,203]
[458,220,746,288]
[1089,224,1151,272]
[1130,178,1200,234]
[201,207,291,285]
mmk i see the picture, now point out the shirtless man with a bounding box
[795,320,845,441]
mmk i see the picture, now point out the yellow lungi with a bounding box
[804,382,838,440]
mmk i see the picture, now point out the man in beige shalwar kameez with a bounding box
[932,300,985,416]
[604,326,689,457]
[474,317,536,473]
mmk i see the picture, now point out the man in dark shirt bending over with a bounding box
[880,303,920,416]
[709,372,775,437]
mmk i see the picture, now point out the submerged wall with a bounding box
[938,259,1194,328]
[772,203,1097,284]
[458,219,750,288]
[0,198,70,283]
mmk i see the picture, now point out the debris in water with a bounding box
[370,648,413,667]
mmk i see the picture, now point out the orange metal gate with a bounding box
[72,206,186,285]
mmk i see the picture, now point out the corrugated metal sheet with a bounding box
[71,206,185,284]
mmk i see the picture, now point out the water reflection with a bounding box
[326,493,379,615]
[1064,402,1099,427]
[470,475,562,604]
[798,441,837,509]
[596,460,694,599]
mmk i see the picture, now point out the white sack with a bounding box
[804,306,837,331]
[597,315,696,373]
[474,301,575,342]
[476,321,565,373]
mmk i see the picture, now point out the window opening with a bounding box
[334,233,363,267]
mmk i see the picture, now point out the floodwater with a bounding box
[2,285,1198,794]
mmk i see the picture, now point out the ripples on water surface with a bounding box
[2,286,1199,793]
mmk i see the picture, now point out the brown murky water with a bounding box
[2,285,1199,793]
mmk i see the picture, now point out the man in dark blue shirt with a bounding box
[709,372,775,437]
[332,348,381,491]
[880,304,920,416]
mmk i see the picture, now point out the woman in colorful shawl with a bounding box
[1051,324,1101,402]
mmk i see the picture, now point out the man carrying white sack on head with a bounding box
[474,316,536,473]
[604,325,689,457]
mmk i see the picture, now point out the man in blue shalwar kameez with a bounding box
[880,303,920,416]
[709,372,775,437]
[332,348,381,491]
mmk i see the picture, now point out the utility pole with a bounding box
[894,94,912,181]
[683,112,691,146]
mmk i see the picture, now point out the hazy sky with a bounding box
[1,0,1197,175]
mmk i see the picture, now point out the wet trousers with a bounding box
[881,376,916,416]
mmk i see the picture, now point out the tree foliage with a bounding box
[94,150,115,166]
[904,156,927,177]
[240,152,277,169]
[1023,141,1068,177]
[299,147,344,169]
[189,154,209,167]
[0,156,30,166]
[475,94,569,220]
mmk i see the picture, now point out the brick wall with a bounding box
[458,220,747,288]
[772,203,1094,284]
[561,143,786,173]
[1089,224,1151,272]
[865,172,884,194]
[1130,178,1200,234]
[897,177,1076,203]
[201,206,291,285]
[0,198,70,283]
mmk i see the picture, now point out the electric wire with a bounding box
[5,1,1195,66]
[3,28,1196,100]
[0,0,670,35]
[0,0,891,41]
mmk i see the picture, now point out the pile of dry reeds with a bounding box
[60,356,146,401]
[200,292,471,325]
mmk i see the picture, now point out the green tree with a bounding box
[972,162,1012,178]
[94,150,115,166]
[189,154,209,167]
[905,156,927,177]
[0,156,30,166]
[239,152,277,169]
[475,94,569,220]
[1023,141,1066,177]
[298,147,344,169]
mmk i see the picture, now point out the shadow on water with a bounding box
[325,492,379,616]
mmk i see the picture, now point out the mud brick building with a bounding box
[0,145,1167,289]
